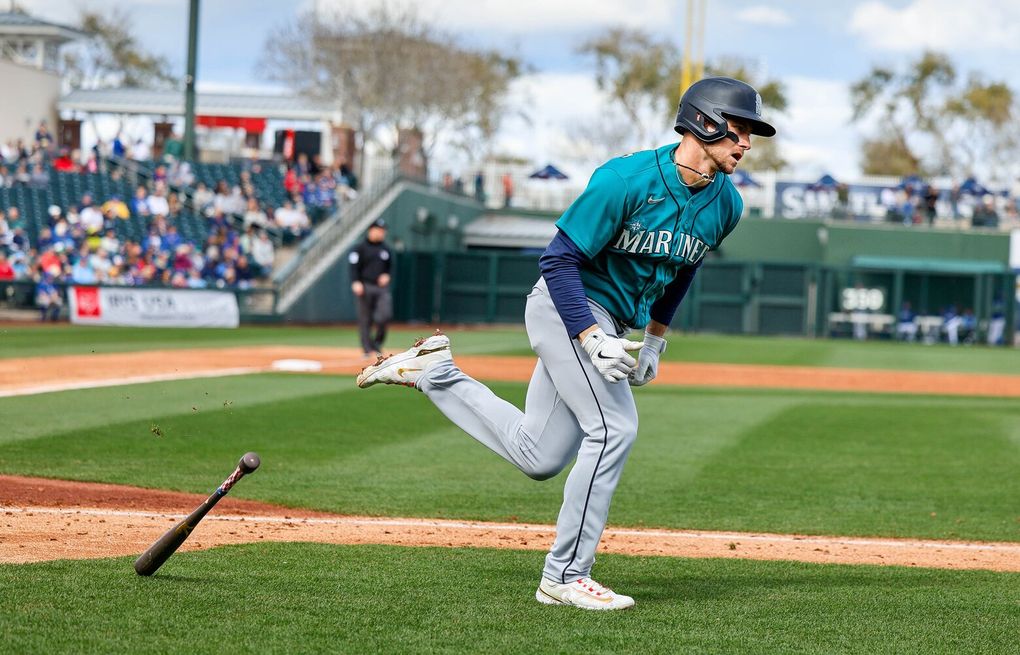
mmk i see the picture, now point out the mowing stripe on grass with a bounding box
[0,367,261,398]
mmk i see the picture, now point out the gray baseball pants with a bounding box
[418,277,638,583]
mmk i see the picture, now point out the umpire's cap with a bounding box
[674,77,776,143]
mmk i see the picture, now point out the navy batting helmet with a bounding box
[674,77,776,142]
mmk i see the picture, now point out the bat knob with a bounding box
[239,452,261,474]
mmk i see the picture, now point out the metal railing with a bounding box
[273,167,401,310]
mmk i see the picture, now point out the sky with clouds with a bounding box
[16,0,1020,180]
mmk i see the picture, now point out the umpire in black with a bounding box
[348,218,392,358]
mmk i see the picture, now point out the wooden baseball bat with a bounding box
[134,452,261,576]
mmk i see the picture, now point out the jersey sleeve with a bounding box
[554,167,629,259]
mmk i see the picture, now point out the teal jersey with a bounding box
[554,142,743,329]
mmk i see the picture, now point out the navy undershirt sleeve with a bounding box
[648,264,700,326]
[539,230,598,338]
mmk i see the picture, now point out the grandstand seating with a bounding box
[0,159,288,252]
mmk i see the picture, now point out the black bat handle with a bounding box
[133,453,261,576]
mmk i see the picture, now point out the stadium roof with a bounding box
[462,214,556,249]
[851,256,1006,274]
[0,11,85,42]
[59,88,341,122]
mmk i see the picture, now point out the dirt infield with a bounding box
[3,475,1019,571]
[5,345,1020,398]
[2,345,1019,571]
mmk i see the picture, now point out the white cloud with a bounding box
[773,76,859,179]
[734,6,792,27]
[850,0,1020,52]
[312,0,675,34]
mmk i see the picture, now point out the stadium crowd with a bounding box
[0,122,358,301]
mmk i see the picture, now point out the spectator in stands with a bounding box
[13,161,30,186]
[474,170,485,203]
[9,227,28,253]
[100,228,120,255]
[234,254,255,289]
[132,185,152,217]
[192,181,214,213]
[147,187,170,217]
[36,227,54,252]
[102,195,130,220]
[251,229,275,274]
[79,193,105,235]
[131,138,151,161]
[162,225,183,253]
[283,166,302,196]
[152,164,167,184]
[971,195,998,228]
[349,218,393,359]
[443,172,454,192]
[90,249,113,282]
[186,268,206,288]
[0,209,8,245]
[273,199,310,239]
[163,131,183,161]
[922,185,938,225]
[169,161,194,187]
[9,250,29,279]
[83,150,99,174]
[35,274,62,321]
[0,164,8,187]
[243,197,269,229]
[0,252,14,280]
[338,158,357,190]
[53,148,77,173]
[502,171,514,207]
[112,133,126,158]
[34,121,53,151]
[71,246,98,284]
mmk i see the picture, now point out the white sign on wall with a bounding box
[68,286,240,328]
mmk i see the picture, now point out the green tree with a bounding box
[577,28,682,146]
[63,6,176,89]
[705,58,788,172]
[850,50,1015,177]
[575,32,788,170]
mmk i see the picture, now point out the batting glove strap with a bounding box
[580,328,643,384]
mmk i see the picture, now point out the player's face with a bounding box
[702,119,752,174]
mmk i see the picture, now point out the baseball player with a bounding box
[358,77,775,610]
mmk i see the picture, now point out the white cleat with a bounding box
[535,577,635,611]
[356,331,452,389]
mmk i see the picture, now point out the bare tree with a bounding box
[260,4,522,174]
[63,6,176,90]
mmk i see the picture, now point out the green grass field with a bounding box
[3,544,1017,655]
[2,325,1018,653]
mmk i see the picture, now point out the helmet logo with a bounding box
[755,93,762,116]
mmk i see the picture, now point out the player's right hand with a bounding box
[580,328,643,383]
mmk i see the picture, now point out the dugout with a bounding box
[819,256,1015,342]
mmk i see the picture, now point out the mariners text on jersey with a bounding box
[555,142,743,329]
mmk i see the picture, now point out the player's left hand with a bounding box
[629,333,667,387]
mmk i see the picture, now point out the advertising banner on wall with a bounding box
[68,286,240,328]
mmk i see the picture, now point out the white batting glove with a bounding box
[629,332,667,387]
[580,328,644,383]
